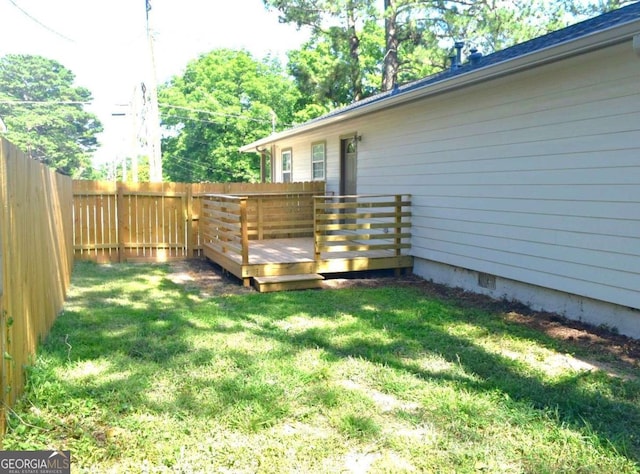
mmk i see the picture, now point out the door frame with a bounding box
[339,133,359,196]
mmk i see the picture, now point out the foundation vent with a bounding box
[478,272,496,290]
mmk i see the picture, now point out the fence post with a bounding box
[257,197,264,240]
[116,184,125,263]
[185,184,194,258]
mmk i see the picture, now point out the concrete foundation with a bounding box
[413,258,640,340]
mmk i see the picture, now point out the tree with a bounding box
[265,0,379,107]
[267,0,628,100]
[159,49,301,183]
[287,19,382,114]
[0,55,102,177]
[386,0,636,89]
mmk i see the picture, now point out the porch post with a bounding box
[240,197,250,286]
[394,194,402,258]
[313,196,321,262]
[394,194,403,276]
[260,149,267,183]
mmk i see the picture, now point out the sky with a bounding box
[0,0,309,165]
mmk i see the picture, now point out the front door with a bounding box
[340,137,357,196]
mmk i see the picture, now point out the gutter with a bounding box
[240,17,640,153]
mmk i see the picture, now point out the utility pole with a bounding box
[144,0,162,182]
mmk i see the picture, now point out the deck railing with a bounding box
[201,191,319,265]
[202,192,412,266]
[202,194,249,266]
[246,192,316,240]
[313,194,412,260]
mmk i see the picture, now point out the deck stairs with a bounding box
[252,273,325,292]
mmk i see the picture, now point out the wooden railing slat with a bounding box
[313,194,411,262]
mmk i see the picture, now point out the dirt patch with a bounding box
[167,260,640,371]
[167,259,253,297]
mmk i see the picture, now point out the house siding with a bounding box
[271,128,351,193]
[269,42,640,323]
[363,43,640,312]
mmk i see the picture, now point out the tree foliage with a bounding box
[0,55,102,178]
[266,0,380,109]
[159,49,301,183]
[266,0,629,106]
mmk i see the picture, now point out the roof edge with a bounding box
[240,14,640,153]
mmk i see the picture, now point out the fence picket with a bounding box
[71,181,325,263]
[0,138,73,445]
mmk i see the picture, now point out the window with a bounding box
[311,142,326,180]
[281,149,292,183]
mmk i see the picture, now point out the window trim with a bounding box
[281,148,292,183]
[311,141,326,181]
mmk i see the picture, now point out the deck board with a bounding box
[249,238,315,264]
[204,237,413,282]
[220,237,402,264]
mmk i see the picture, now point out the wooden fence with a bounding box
[0,138,73,444]
[73,180,325,263]
[0,169,324,442]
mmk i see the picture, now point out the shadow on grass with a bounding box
[233,287,640,463]
[17,263,293,438]
[25,264,201,406]
[14,263,640,468]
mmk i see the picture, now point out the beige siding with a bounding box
[271,41,640,310]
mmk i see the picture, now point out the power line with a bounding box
[160,103,294,128]
[168,155,214,174]
[160,103,276,124]
[6,0,75,42]
[0,100,90,105]
[162,113,242,127]
[166,155,247,181]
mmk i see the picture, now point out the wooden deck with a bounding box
[202,193,413,289]
[204,236,412,277]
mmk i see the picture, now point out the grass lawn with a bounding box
[3,262,640,473]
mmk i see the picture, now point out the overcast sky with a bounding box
[0,0,308,164]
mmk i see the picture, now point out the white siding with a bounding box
[271,128,358,193]
[270,42,640,311]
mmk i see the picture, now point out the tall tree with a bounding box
[382,0,399,92]
[268,0,628,99]
[287,18,382,115]
[159,49,301,183]
[265,0,378,105]
[381,0,616,91]
[0,55,102,177]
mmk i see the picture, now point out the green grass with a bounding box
[3,262,640,473]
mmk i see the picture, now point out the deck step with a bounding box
[253,273,325,293]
